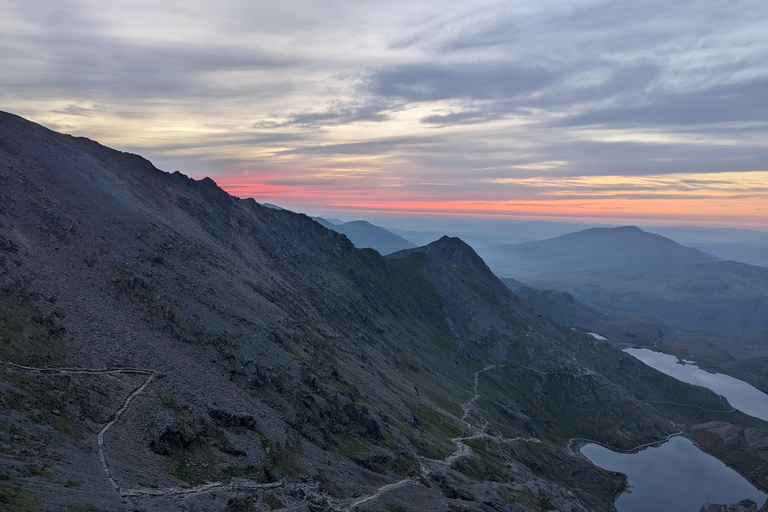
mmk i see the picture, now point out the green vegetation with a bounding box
[422,387,464,418]
[453,453,509,482]
[169,445,219,485]
[402,400,464,458]
[2,371,83,436]
[0,290,65,365]
[505,487,557,511]
[224,497,257,512]
[263,493,283,510]
[260,438,301,478]
[0,482,39,512]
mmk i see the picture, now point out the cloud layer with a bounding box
[2,0,767,227]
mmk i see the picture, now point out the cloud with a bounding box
[254,99,394,129]
[558,77,768,127]
[51,103,112,117]
[368,62,560,102]
[1,0,767,227]
[280,137,433,156]
[420,109,507,126]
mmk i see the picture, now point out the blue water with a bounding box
[581,436,766,512]
[625,348,768,422]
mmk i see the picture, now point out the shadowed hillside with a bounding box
[1,111,767,511]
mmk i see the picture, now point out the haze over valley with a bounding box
[2,112,768,512]
[2,0,768,510]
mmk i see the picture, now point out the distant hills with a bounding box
[313,217,415,254]
[481,226,768,333]
[479,225,721,276]
[3,111,768,510]
[647,225,768,268]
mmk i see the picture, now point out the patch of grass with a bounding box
[169,445,219,485]
[156,392,186,418]
[263,493,283,510]
[508,487,557,511]
[403,399,464,458]
[3,371,80,436]
[453,455,509,482]
[0,290,65,365]
[225,497,257,512]
[422,387,463,418]
[0,482,39,511]
[337,435,365,457]
[25,463,54,481]
[453,440,510,482]
[261,438,301,478]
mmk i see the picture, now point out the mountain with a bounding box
[313,217,416,255]
[511,288,669,346]
[479,226,768,333]
[389,236,504,287]
[2,111,768,511]
[684,242,768,268]
[517,259,768,333]
[480,226,721,276]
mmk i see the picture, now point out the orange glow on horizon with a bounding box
[214,175,768,229]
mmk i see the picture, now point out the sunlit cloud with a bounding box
[491,171,768,194]
[1,0,767,228]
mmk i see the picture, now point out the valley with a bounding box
[1,111,768,511]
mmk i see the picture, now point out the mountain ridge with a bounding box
[2,111,767,511]
[480,225,721,276]
[389,235,503,287]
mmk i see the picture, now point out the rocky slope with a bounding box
[1,111,767,511]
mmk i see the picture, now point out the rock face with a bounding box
[1,110,768,511]
[390,235,504,287]
[701,500,760,512]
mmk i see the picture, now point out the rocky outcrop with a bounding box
[701,499,759,512]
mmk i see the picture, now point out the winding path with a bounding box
[3,357,669,511]
[348,364,540,510]
[3,362,158,494]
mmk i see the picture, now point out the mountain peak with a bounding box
[389,235,501,284]
[481,225,720,276]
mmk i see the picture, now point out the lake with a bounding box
[624,348,768,422]
[579,347,768,511]
[581,436,766,512]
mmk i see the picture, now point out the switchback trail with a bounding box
[1,360,566,511]
[349,364,539,510]
[3,361,158,494]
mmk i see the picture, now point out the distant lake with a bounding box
[581,436,766,512]
[624,348,768,422]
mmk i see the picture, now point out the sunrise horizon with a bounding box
[3,0,766,233]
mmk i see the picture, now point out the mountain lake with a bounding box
[624,348,768,422]
[579,347,768,511]
[581,436,766,512]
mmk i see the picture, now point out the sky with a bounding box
[2,0,768,228]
